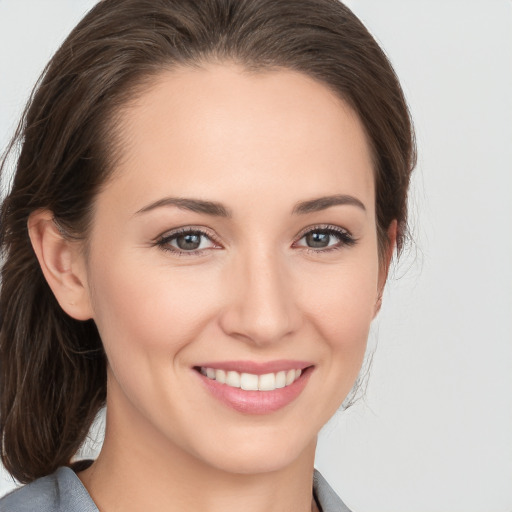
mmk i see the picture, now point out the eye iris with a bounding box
[306,231,331,248]
[176,233,202,250]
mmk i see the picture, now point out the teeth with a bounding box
[275,371,286,388]
[240,373,259,390]
[225,371,241,388]
[258,373,275,391]
[215,369,226,384]
[200,367,304,391]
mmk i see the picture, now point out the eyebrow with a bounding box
[292,194,366,215]
[135,197,232,217]
[135,193,365,218]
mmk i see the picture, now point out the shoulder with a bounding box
[313,469,353,512]
[0,466,98,512]
[1,466,347,512]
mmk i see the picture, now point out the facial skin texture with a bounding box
[30,63,395,512]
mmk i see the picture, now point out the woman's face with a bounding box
[81,63,387,474]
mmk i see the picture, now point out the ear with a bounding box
[27,210,94,321]
[374,219,398,317]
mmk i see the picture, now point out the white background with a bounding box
[0,1,511,511]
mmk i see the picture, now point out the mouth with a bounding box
[197,366,303,391]
[193,362,314,414]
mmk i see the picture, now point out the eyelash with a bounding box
[154,224,357,256]
[155,227,221,257]
[293,224,357,254]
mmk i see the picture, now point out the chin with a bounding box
[189,429,317,476]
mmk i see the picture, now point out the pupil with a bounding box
[177,233,201,250]
[306,232,330,248]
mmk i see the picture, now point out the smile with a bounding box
[200,367,302,391]
[194,362,313,414]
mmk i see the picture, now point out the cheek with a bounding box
[87,254,220,369]
[298,255,379,358]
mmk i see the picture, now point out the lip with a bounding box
[194,362,314,415]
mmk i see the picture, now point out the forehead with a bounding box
[103,63,375,214]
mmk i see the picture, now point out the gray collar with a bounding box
[1,465,352,512]
[313,469,353,512]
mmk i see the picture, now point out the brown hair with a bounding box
[0,0,415,483]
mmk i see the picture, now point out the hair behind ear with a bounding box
[0,229,106,483]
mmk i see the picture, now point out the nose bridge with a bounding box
[220,242,299,344]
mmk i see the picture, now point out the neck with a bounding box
[78,386,318,512]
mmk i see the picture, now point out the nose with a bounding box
[218,247,301,346]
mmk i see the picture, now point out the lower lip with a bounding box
[195,367,313,415]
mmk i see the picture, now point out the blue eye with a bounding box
[155,225,355,256]
[157,229,218,254]
[295,226,356,251]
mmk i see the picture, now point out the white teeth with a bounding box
[275,371,286,388]
[200,367,304,391]
[215,369,226,384]
[240,373,259,390]
[225,370,241,388]
[258,373,276,391]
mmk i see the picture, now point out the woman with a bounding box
[0,0,415,510]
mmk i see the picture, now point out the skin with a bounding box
[29,63,395,512]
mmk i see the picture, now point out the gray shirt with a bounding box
[0,466,352,512]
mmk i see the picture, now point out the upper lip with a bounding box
[194,360,313,375]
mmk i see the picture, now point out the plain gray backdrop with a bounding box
[1,1,511,511]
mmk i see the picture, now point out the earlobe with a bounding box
[27,210,93,321]
[374,219,398,317]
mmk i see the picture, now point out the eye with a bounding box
[294,225,356,251]
[155,228,220,255]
